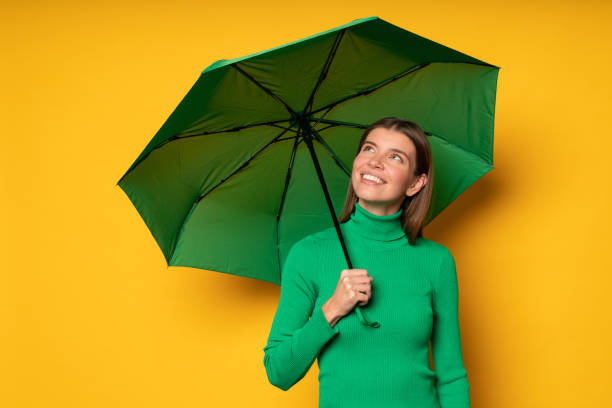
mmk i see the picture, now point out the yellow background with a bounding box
[3,1,611,407]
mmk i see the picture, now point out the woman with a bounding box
[263,117,470,408]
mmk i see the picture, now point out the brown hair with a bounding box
[337,117,433,245]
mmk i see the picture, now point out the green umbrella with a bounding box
[117,16,499,328]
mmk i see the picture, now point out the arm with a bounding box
[431,249,471,407]
[263,237,340,391]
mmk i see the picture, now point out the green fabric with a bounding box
[116,16,498,286]
[263,201,469,407]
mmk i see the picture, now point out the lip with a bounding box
[360,172,386,185]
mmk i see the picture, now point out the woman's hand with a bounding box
[322,269,373,327]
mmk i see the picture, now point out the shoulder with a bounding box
[285,226,345,261]
[286,234,317,256]
[407,235,454,260]
[309,225,341,241]
[294,226,342,248]
[417,236,453,256]
[285,229,331,259]
[419,239,458,292]
[415,237,456,281]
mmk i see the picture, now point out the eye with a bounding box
[363,145,374,152]
[391,154,402,162]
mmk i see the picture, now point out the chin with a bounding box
[356,193,389,202]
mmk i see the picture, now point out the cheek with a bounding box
[351,171,362,188]
[351,158,364,177]
[352,156,365,167]
[390,168,411,188]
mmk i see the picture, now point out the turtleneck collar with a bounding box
[345,201,406,242]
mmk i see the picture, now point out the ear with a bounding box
[405,174,428,197]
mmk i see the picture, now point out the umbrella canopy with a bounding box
[117,16,499,291]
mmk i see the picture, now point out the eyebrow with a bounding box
[362,141,410,160]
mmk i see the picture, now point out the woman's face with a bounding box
[351,127,427,216]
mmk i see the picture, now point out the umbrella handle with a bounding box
[355,305,380,328]
[303,130,381,328]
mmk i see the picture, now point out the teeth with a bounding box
[362,174,384,184]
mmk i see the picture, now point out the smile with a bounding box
[361,173,386,184]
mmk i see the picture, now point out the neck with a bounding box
[358,199,402,216]
[345,201,406,243]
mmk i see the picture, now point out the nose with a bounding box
[368,155,383,168]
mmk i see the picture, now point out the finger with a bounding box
[356,289,371,298]
[352,282,371,292]
[342,276,353,290]
[352,276,374,284]
[356,292,370,306]
[354,287,372,298]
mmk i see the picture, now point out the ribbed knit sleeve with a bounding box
[263,237,340,391]
[431,249,471,408]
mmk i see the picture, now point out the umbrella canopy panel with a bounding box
[117,16,499,284]
[170,130,350,284]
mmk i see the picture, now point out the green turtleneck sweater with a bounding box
[263,201,470,407]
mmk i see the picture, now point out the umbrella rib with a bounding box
[310,118,368,129]
[426,131,493,167]
[170,127,293,259]
[303,29,345,115]
[277,135,300,142]
[194,127,292,203]
[117,120,297,186]
[232,64,299,119]
[174,119,295,139]
[309,62,430,116]
[311,128,351,176]
[269,123,298,133]
[315,124,335,132]
[275,136,300,276]
[310,103,337,130]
